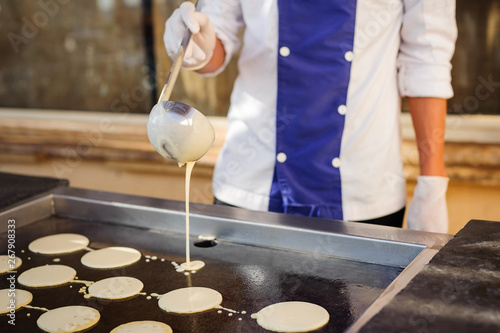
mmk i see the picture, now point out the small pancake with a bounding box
[29,233,89,254]
[111,320,173,333]
[81,247,141,269]
[252,301,330,332]
[0,255,22,274]
[180,260,205,271]
[158,287,222,314]
[18,265,76,288]
[37,306,100,333]
[88,277,144,300]
[0,289,33,314]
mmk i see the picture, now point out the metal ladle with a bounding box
[147,100,214,166]
[147,0,214,165]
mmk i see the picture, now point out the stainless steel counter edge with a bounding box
[1,187,452,266]
[345,246,440,332]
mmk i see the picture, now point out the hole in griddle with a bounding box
[194,240,218,248]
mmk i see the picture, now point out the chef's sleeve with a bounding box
[397,0,458,99]
[201,0,244,76]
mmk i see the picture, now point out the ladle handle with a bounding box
[158,0,201,103]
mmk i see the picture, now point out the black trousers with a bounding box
[214,198,405,228]
[353,207,405,228]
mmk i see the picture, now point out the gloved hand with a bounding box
[407,176,449,233]
[164,2,216,70]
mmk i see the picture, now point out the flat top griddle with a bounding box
[0,172,68,210]
[0,187,451,333]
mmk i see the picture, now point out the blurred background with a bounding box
[0,0,498,115]
[0,0,238,116]
[0,0,499,234]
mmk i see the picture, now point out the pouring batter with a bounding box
[148,102,214,271]
[158,286,223,314]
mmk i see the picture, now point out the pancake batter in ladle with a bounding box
[147,100,214,271]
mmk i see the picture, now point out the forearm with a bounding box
[407,97,447,177]
[196,38,226,74]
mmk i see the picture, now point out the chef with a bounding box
[164,0,457,232]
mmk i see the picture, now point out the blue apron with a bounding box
[269,0,357,220]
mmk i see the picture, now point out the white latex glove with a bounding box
[407,176,449,233]
[164,2,216,70]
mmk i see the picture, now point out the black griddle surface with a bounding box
[1,216,403,332]
[0,172,68,211]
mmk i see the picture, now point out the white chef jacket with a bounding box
[204,0,457,221]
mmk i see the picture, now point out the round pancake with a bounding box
[81,247,141,269]
[158,287,222,314]
[252,301,330,332]
[0,255,22,273]
[88,277,144,300]
[37,306,100,333]
[111,320,173,333]
[0,289,33,314]
[29,233,89,254]
[18,265,76,287]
